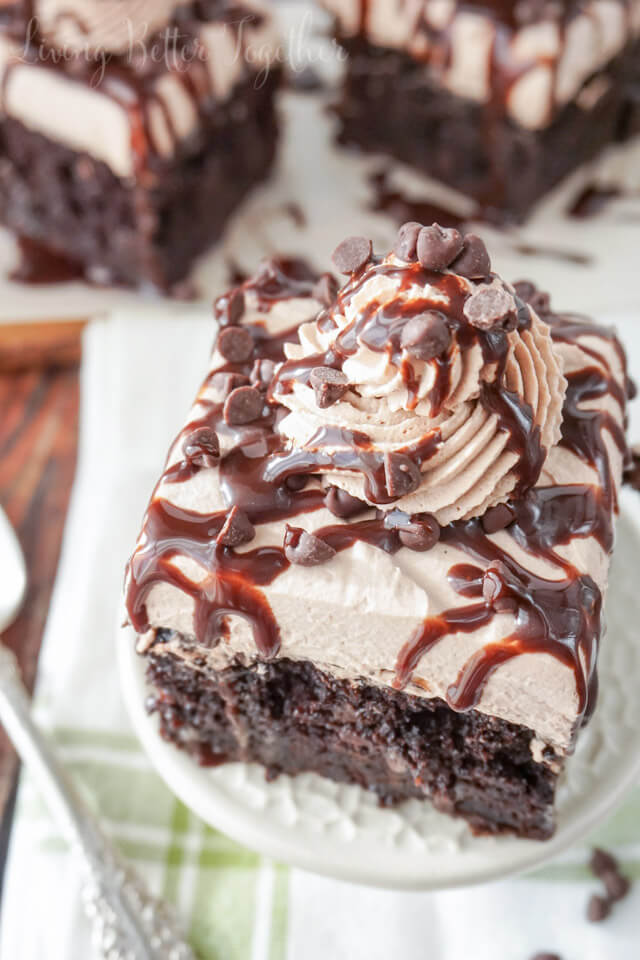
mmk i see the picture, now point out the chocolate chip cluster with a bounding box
[395,221,520,332]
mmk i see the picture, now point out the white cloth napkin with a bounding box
[1,311,639,960]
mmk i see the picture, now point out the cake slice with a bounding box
[322,0,640,220]
[0,1,280,289]
[124,227,629,839]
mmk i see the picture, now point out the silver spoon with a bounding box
[0,506,196,960]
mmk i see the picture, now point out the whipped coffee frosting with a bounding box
[125,230,629,758]
[0,1,278,178]
[321,0,640,129]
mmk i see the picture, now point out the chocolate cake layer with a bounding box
[147,632,558,839]
[0,71,279,289]
[333,37,637,221]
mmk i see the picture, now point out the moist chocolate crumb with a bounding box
[325,486,368,519]
[451,234,491,280]
[216,325,254,363]
[384,452,422,498]
[211,371,251,398]
[310,366,349,408]
[416,224,464,271]
[182,427,220,468]
[530,954,562,960]
[217,506,255,547]
[312,273,339,306]
[284,525,336,566]
[482,502,516,534]
[587,893,612,923]
[395,221,422,261]
[464,284,518,331]
[332,236,372,274]
[400,311,451,361]
[250,358,276,391]
[223,385,264,425]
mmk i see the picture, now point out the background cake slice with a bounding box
[0,0,280,290]
[322,0,640,221]
[124,228,629,840]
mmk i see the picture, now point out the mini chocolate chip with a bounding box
[312,273,339,306]
[383,452,422,499]
[216,326,254,363]
[211,371,250,398]
[626,375,637,400]
[482,502,516,534]
[464,284,518,331]
[602,869,630,902]
[285,474,308,491]
[284,525,336,566]
[530,954,562,960]
[590,848,619,878]
[400,311,451,361]
[182,427,219,467]
[587,894,611,924]
[514,280,551,316]
[325,486,368,519]
[310,366,349,408]
[250,358,276,390]
[416,224,464,271]
[217,506,255,547]
[451,234,491,280]
[398,515,440,551]
[395,221,422,261]
[214,287,245,325]
[223,385,263,425]
[332,236,372,274]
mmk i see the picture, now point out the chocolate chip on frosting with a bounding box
[284,525,336,566]
[398,515,440,551]
[309,366,349,408]
[383,452,422,499]
[400,311,451,361]
[214,287,245,326]
[332,236,372,274]
[216,325,254,363]
[482,502,516,534]
[394,221,422,261]
[312,273,339,306]
[464,284,518,331]
[451,234,491,280]
[217,506,255,547]
[325,486,368,519]
[223,385,264,425]
[513,280,551,317]
[182,427,219,468]
[416,224,464,271]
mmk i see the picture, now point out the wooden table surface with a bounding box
[0,326,82,891]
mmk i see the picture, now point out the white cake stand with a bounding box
[118,492,640,891]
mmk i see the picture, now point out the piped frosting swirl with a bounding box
[271,231,566,524]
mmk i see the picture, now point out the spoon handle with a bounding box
[0,645,196,960]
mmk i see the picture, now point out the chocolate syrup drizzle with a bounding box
[126,265,628,734]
